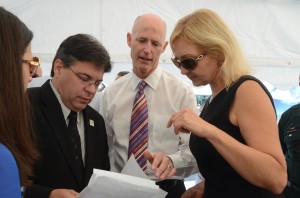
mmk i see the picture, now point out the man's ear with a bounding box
[161,41,168,53]
[53,59,64,77]
[127,32,132,47]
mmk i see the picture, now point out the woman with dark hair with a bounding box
[0,7,39,197]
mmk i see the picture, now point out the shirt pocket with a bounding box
[151,116,179,154]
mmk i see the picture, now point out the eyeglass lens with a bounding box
[69,67,101,88]
[22,57,40,76]
[30,57,40,76]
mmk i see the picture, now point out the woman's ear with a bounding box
[217,54,225,66]
[217,60,224,66]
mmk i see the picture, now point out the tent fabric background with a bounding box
[1,0,300,89]
[3,0,299,186]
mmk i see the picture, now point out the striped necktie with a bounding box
[128,80,148,173]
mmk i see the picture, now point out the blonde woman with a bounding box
[168,8,287,198]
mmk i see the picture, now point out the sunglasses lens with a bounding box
[171,58,181,68]
[181,58,197,70]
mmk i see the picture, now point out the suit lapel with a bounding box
[82,108,96,185]
[40,81,83,187]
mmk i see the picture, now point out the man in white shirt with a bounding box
[100,14,198,198]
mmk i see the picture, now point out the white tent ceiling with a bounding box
[1,0,300,89]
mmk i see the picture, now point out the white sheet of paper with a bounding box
[121,155,149,179]
[94,168,155,188]
[78,169,167,198]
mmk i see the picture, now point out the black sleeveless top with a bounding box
[190,75,283,198]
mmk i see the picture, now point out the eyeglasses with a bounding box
[171,54,205,71]
[68,66,102,89]
[22,57,40,76]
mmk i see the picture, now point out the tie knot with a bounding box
[138,80,147,91]
[69,111,77,119]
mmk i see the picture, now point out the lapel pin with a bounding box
[89,119,94,127]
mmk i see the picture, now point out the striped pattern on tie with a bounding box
[128,80,148,173]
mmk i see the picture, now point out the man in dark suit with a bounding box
[25,34,112,198]
[278,75,300,198]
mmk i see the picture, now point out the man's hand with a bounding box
[144,150,176,180]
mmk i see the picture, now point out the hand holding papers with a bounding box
[78,156,167,198]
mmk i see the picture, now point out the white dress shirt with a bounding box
[100,67,198,180]
[49,80,86,164]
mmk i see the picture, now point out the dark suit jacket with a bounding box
[25,80,110,198]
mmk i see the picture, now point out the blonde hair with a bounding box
[170,8,252,88]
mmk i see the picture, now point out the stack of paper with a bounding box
[78,156,167,198]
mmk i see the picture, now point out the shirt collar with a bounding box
[49,80,79,123]
[131,67,162,91]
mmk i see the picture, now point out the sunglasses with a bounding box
[171,54,205,71]
[22,57,40,76]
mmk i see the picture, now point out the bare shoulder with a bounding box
[235,79,271,104]
[234,78,276,120]
[231,79,275,126]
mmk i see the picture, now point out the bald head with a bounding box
[132,14,167,41]
[127,13,168,79]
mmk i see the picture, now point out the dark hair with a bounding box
[50,33,112,77]
[0,7,38,186]
[117,71,130,77]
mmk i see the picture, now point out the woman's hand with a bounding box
[49,189,78,198]
[181,182,205,198]
[167,108,213,138]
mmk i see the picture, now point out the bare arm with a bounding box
[168,81,287,194]
[218,80,287,193]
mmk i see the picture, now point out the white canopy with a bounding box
[1,0,300,89]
